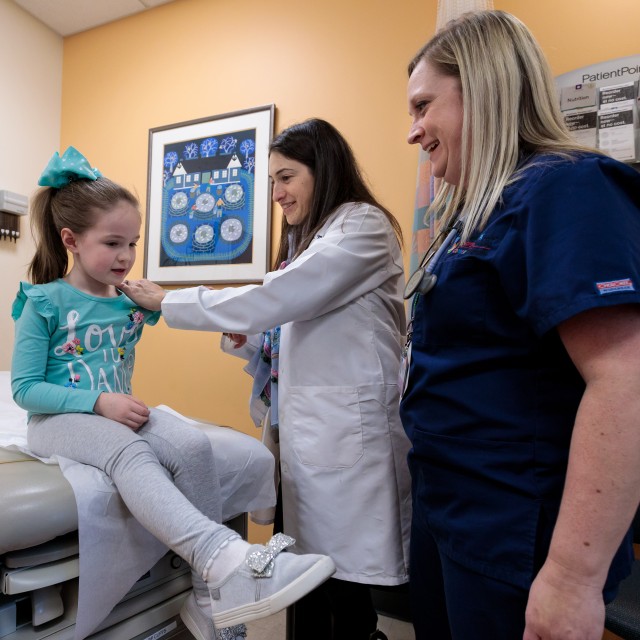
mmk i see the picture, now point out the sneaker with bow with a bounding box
[207,533,335,628]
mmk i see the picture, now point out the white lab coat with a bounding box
[162,202,411,585]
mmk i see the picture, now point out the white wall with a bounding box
[0,0,62,369]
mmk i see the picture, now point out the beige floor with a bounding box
[245,609,416,640]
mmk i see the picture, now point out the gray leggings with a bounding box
[28,408,237,578]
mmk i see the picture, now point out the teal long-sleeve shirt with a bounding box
[11,280,160,418]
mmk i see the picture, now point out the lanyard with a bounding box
[399,219,462,398]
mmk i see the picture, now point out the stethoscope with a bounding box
[403,217,464,299]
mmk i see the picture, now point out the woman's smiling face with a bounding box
[269,152,315,226]
[407,58,464,186]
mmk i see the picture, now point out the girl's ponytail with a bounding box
[28,187,69,284]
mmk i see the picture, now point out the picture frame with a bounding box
[144,104,275,284]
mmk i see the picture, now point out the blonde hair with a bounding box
[409,10,596,240]
[28,177,139,284]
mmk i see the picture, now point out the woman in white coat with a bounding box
[120,118,411,640]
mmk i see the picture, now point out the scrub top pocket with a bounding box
[428,255,492,343]
[288,386,364,468]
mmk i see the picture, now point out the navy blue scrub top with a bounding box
[400,153,640,590]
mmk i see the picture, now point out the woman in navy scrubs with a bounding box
[401,10,640,640]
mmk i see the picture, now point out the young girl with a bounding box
[11,147,335,640]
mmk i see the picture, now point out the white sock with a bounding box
[191,573,212,614]
[203,537,251,584]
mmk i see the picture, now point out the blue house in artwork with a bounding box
[172,154,243,190]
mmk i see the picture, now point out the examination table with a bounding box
[0,372,276,640]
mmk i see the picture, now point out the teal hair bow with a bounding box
[38,146,103,189]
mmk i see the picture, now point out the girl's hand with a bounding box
[223,333,247,349]
[118,279,166,311]
[94,393,150,430]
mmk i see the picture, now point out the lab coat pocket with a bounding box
[288,386,363,468]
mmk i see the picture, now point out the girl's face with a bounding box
[268,152,315,226]
[407,58,464,186]
[62,200,141,297]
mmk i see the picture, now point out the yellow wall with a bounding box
[59,0,640,541]
[497,0,640,74]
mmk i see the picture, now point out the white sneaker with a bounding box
[207,534,336,628]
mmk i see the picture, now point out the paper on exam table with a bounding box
[0,371,28,449]
[155,404,276,520]
[57,456,168,639]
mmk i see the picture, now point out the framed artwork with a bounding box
[144,104,275,284]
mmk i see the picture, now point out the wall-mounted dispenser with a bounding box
[0,190,28,242]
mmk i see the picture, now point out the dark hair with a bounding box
[269,118,402,268]
[28,177,139,284]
